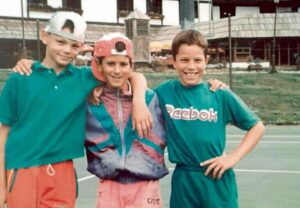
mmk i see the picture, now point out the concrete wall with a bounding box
[82,0,117,23]
[163,0,179,25]
[212,6,220,20]
[134,0,146,14]
[0,0,22,17]
[195,2,211,22]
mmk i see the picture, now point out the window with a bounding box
[195,1,198,18]
[28,0,46,4]
[63,0,81,10]
[28,0,82,13]
[236,47,251,55]
[125,21,133,39]
[118,0,133,17]
[236,47,251,61]
[28,0,47,6]
[28,0,51,11]
[146,0,163,19]
[137,20,149,36]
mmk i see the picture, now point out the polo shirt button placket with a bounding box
[49,70,59,90]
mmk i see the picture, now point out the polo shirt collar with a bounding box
[32,61,75,74]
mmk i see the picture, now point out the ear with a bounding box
[40,30,49,45]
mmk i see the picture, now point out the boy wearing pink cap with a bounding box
[85,33,168,208]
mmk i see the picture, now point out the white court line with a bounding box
[77,168,300,182]
[234,169,300,174]
[228,141,300,144]
[228,134,299,138]
[77,175,95,182]
[166,167,300,174]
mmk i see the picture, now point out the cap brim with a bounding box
[91,58,106,81]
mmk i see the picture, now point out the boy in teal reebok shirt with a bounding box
[155,30,265,208]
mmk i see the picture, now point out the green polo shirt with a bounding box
[0,61,100,169]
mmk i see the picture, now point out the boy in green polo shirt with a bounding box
[0,11,151,208]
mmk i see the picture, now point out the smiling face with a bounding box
[97,55,132,90]
[41,28,82,73]
[173,44,208,87]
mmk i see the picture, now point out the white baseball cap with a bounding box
[44,11,87,43]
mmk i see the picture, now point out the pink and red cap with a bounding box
[91,33,133,81]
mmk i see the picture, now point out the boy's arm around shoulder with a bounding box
[0,124,10,208]
[12,59,34,76]
[148,91,166,140]
[129,72,153,138]
[145,91,167,161]
[207,78,228,91]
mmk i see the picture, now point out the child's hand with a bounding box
[132,101,153,138]
[12,59,34,76]
[200,153,238,179]
[208,79,228,91]
[88,86,103,105]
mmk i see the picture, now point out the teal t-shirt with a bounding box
[0,62,99,169]
[155,80,260,166]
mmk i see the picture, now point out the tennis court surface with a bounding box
[75,125,300,208]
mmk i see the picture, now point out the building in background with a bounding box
[0,0,299,68]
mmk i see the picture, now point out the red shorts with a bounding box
[96,179,162,208]
[6,160,77,208]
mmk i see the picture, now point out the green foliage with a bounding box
[143,71,300,125]
[0,70,299,124]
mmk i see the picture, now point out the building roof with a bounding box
[0,12,299,44]
[85,24,124,43]
[150,12,300,43]
[0,18,124,43]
